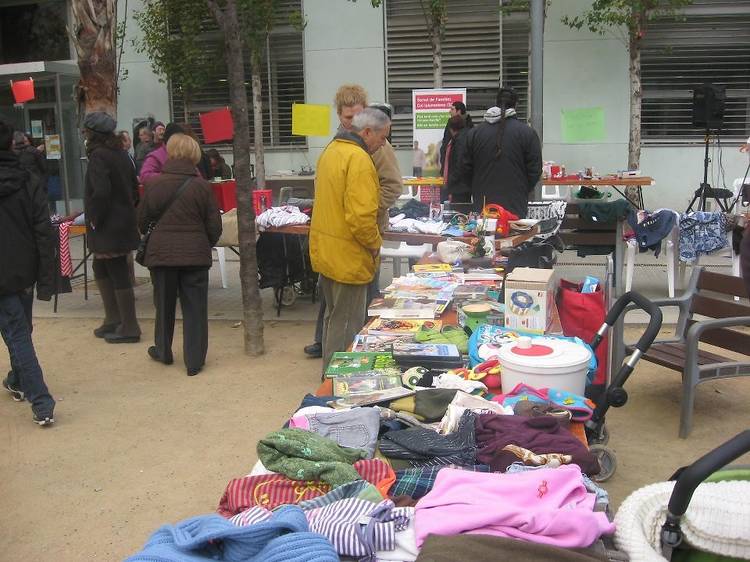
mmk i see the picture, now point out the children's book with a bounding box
[324,352,397,378]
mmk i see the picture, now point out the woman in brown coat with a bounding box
[138,134,222,376]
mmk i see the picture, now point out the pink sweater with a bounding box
[139,145,168,182]
[414,466,615,548]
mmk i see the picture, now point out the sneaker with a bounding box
[33,413,55,426]
[304,342,323,358]
[3,377,24,402]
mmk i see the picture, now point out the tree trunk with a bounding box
[71,0,117,116]
[431,26,443,88]
[208,0,265,356]
[626,22,643,206]
[251,55,266,189]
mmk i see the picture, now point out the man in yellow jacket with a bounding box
[310,108,391,369]
[304,84,403,359]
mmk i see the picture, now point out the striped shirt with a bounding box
[306,498,411,558]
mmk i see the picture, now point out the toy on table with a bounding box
[482,204,519,237]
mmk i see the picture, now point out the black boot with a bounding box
[105,288,141,344]
[94,278,120,338]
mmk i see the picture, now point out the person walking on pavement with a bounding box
[303,85,402,359]
[138,134,222,376]
[83,112,142,344]
[0,120,56,426]
[309,108,390,372]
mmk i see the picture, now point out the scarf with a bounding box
[484,106,517,124]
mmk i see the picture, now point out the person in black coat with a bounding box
[0,120,56,426]
[443,115,472,204]
[440,101,473,175]
[83,112,142,344]
[461,86,542,218]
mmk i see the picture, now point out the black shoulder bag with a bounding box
[135,177,193,266]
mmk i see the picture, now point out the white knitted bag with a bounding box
[614,480,750,562]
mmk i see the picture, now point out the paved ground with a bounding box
[1,245,747,560]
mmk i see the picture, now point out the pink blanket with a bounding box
[414,465,615,548]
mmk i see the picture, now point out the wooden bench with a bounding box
[624,268,750,438]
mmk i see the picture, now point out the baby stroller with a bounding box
[582,291,664,481]
[614,429,750,560]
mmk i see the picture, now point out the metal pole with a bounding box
[530,0,544,200]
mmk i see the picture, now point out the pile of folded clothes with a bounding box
[126,388,618,561]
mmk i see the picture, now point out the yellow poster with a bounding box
[292,103,330,137]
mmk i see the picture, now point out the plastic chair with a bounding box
[380,242,433,277]
[624,225,679,298]
[213,247,228,289]
[278,186,313,205]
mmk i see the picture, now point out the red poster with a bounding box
[11,79,35,104]
[200,107,234,144]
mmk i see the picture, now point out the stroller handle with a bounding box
[667,429,750,517]
[591,291,663,353]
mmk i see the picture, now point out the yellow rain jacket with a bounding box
[310,134,382,285]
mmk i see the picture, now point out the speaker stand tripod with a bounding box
[686,129,733,213]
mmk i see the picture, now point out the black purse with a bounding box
[135,177,193,266]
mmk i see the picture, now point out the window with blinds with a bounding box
[170,0,305,148]
[385,0,529,147]
[641,0,750,142]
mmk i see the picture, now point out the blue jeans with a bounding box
[0,291,55,417]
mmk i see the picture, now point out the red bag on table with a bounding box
[557,279,608,390]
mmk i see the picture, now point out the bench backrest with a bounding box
[558,202,619,249]
[688,270,750,354]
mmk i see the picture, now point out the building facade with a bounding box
[1,0,748,213]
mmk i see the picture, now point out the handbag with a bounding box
[135,177,194,266]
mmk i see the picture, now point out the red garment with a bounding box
[58,221,73,277]
[217,459,395,517]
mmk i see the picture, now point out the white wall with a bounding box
[263,0,386,173]
[116,0,171,135]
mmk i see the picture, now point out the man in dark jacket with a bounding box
[0,121,56,426]
[13,131,47,189]
[461,86,542,218]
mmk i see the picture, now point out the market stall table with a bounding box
[543,176,654,209]
[264,224,539,251]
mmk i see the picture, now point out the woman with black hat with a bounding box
[83,111,142,343]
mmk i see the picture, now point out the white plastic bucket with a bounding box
[497,336,591,395]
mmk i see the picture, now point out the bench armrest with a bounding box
[685,316,750,355]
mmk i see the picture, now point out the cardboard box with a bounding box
[504,267,555,334]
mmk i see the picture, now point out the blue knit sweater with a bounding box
[125,505,338,562]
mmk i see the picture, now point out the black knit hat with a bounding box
[83,112,117,134]
[163,123,184,144]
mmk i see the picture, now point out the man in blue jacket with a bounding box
[0,120,56,426]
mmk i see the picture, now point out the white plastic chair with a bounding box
[624,225,679,298]
[213,246,228,289]
[380,242,433,277]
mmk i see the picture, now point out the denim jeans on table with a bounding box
[0,291,55,417]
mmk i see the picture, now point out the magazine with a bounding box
[331,386,416,407]
[351,334,416,353]
[367,318,441,337]
[367,297,451,319]
[331,373,403,397]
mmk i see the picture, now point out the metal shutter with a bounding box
[641,0,750,142]
[385,0,529,147]
[169,0,305,148]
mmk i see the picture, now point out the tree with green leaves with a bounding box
[134,0,293,356]
[562,0,692,202]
